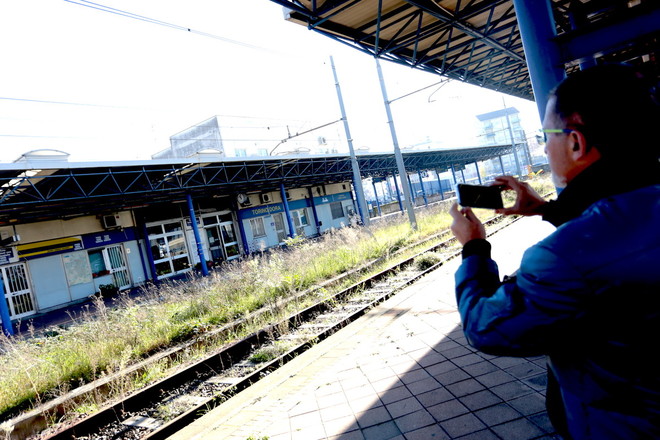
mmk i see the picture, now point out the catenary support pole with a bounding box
[435,169,445,200]
[376,58,417,229]
[474,161,482,185]
[330,56,369,226]
[186,194,208,277]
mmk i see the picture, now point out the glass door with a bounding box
[272,213,288,243]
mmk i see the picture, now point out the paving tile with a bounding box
[317,391,349,409]
[290,411,322,430]
[445,378,487,397]
[416,387,454,407]
[490,380,535,401]
[475,370,516,388]
[435,368,471,386]
[356,406,392,428]
[379,385,413,404]
[427,400,470,422]
[528,411,555,433]
[348,394,383,413]
[490,417,546,440]
[361,421,402,440]
[507,393,547,416]
[400,367,433,385]
[393,409,436,433]
[426,360,459,377]
[455,429,501,440]
[290,422,326,440]
[461,360,500,377]
[459,390,504,411]
[385,396,424,418]
[474,403,523,426]
[403,424,451,440]
[439,413,487,438]
[451,353,483,368]
[323,414,359,436]
[371,376,405,393]
[505,362,545,380]
[442,345,474,360]
[328,430,365,440]
[344,384,377,400]
[406,376,442,395]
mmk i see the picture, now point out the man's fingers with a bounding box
[463,208,480,223]
[449,203,462,219]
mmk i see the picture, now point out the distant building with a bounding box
[152,116,344,160]
[476,107,533,176]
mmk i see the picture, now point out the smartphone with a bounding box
[456,183,504,209]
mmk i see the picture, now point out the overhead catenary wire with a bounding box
[63,0,273,53]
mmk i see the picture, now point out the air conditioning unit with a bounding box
[260,193,272,204]
[102,214,121,229]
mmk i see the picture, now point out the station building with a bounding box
[0,144,516,324]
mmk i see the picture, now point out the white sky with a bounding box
[0,0,543,163]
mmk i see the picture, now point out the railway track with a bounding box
[16,213,520,440]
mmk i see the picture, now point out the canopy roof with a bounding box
[0,145,512,224]
[272,0,660,100]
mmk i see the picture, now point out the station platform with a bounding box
[166,216,561,440]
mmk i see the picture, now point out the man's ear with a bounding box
[569,129,601,163]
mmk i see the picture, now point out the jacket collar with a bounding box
[542,158,660,227]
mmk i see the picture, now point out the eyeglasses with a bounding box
[541,128,572,143]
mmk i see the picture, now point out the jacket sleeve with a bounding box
[455,240,589,357]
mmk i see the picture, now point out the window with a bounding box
[146,220,191,279]
[88,249,108,278]
[330,202,344,219]
[249,217,266,237]
[235,148,247,157]
[292,209,309,228]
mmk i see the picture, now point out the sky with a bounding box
[0,0,543,163]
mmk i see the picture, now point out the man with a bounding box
[449,64,660,439]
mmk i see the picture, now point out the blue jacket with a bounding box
[455,184,660,439]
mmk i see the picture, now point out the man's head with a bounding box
[542,64,659,187]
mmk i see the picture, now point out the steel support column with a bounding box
[376,58,417,229]
[372,180,382,217]
[141,219,159,284]
[393,174,404,212]
[435,169,445,200]
[512,0,566,121]
[307,187,321,234]
[417,169,428,206]
[474,161,482,185]
[331,56,369,226]
[0,276,14,336]
[280,183,296,238]
[186,194,209,277]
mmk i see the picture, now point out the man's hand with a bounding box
[493,176,548,216]
[449,203,486,245]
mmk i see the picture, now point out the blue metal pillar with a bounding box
[460,169,466,183]
[512,0,566,121]
[237,215,250,255]
[407,174,416,207]
[417,170,428,206]
[393,174,404,212]
[499,156,506,174]
[141,220,159,284]
[474,161,483,185]
[372,180,382,217]
[0,276,14,336]
[280,183,296,238]
[435,169,445,200]
[450,164,458,186]
[186,194,208,277]
[307,187,321,234]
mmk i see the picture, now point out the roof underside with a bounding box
[0,146,511,224]
[272,0,660,100]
